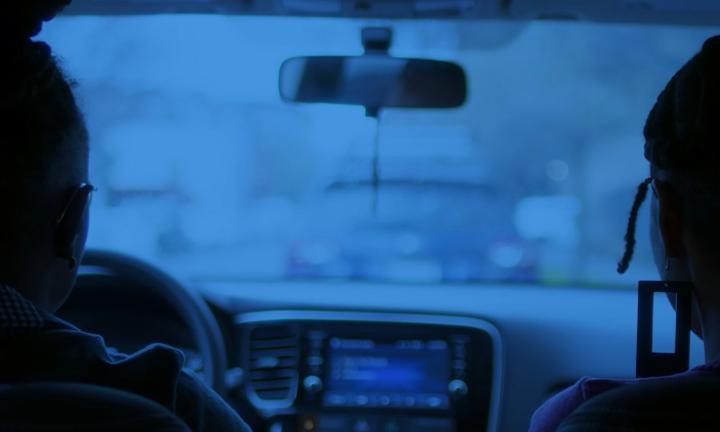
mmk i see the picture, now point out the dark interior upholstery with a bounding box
[557,375,720,432]
[0,382,190,431]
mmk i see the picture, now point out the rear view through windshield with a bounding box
[41,17,718,286]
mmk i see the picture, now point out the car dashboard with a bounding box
[234,310,501,432]
[204,280,705,432]
[60,277,705,432]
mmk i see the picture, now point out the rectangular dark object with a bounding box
[279,56,467,109]
[636,281,692,378]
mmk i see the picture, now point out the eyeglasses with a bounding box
[56,182,96,226]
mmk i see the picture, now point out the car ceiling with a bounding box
[64,0,720,26]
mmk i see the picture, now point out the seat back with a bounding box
[0,382,190,432]
[558,375,720,432]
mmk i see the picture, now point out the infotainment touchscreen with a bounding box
[323,337,450,409]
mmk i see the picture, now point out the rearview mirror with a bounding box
[279,56,467,110]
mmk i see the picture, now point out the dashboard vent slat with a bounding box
[251,379,295,391]
[246,324,299,406]
[251,348,298,359]
[255,389,295,401]
[251,338,297,350]
[251,369,297,380]
[251,357,297,370]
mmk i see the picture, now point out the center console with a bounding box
[235,311,502,432]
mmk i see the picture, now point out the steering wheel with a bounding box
[77,250,227,394]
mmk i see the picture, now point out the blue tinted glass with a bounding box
[40,17,718,286]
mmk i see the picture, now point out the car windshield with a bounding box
[40,17,717,286]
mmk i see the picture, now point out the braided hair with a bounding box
[618,36,720,274]
[0,1,88,276]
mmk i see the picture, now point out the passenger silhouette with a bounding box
[0,2,251,431]
[530,35,720,432]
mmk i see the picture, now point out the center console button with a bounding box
[426,396,443,408]
[301,417,316,432]
[304,375,323,395]
[448,379,469,397]
[326,393,346,406]
[353,418,371,432]
[354,395,369,406]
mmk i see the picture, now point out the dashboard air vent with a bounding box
[247,324,299,405]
